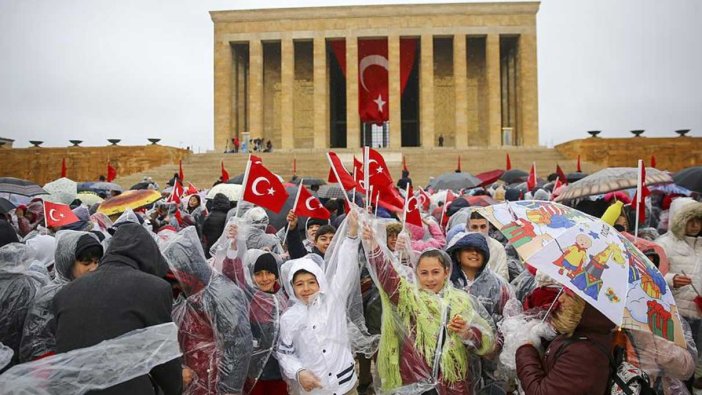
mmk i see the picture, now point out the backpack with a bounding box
[554,336,654,395]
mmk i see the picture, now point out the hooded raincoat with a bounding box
[52,223,182,395]
[163,227,253,395]
[202,193,231,256]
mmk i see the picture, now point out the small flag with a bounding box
[186,182,198,196]
[403,185,423,228]
[418,188,431,212]
[576,155,582,173]
[631,160,650,223]
[178,160,184,181]
[527,162,537,191]
[61,158,67,178]
[44,201,80,228]
[556,164,567,184]
[243,160,289,213]
[168,179,184,204]
[457,156,462,172]
[294,185,331,220]
[506,153,512,171]
[106,162,117,182]
[327,151,357,191]
[650,155,656,168]
[221,160,230,181]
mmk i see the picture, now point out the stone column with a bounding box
[313,35,328,149]
[248,39,264,144]
[388,34,401,149]
[453,34,468,147]
[420,33,435,147]
[486,34,501,147]
[346,36,360,148]
[518,33,539,146]
[281,36,294,150]
[213,40,232,152]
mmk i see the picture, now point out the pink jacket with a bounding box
[407,222,446,252]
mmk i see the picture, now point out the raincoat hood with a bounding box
[211,193,231,213]
[243,249,282,290]
[668,197,702,239]
[25,235,56,268]
[446,232,491,272]
[283,255,327,303]
[0,242,34,273]
[161,227,212,296]
[102,223,168,278]
[54,231,100,282]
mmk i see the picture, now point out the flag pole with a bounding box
[352,166,357,202]
[236,154,253,218]
[374,191,380,217]
[634,159,642,241]
[283,178,304,244]
[401,183,411,229]
[326,153,353,208]
[439,193,449,231]
[363,146,370,213]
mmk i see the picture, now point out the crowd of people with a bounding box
[0,164,700,395]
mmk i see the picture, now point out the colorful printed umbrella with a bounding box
[555,167,672,202]
[477,200,686,347]
[97,189,162,216]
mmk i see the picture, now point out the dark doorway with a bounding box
[328,42,347,148]
[401,46,420,147]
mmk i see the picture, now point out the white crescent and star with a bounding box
[251,177,272,196]
[305,196,321,211]
[48,208,64,222]
[359,55,388,113]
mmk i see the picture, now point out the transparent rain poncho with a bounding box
[0,323,181,395]
[0,342,12,371]
[161,226,253,395]
[20,231,100,362]
[0,243,44,368]
[359,213,496,395]
[210,217,289,390]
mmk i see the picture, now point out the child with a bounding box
[276,210,360,394]
[286,210,336,260]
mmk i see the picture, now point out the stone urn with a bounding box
[630,130,645,137]
[587,130,601,138]
[107,139,121,145]
[148,138,161,145]
[69,140,82,147]
[29,140,43,147]
[675,129,690,137]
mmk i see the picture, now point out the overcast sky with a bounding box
[1,0,700,151]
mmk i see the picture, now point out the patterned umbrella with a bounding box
[555,167,673,202]
[76,192,104,206]
[97,190,162,216]
[43,177,78,205]
[477,200,686,347]
[0,177,47,197]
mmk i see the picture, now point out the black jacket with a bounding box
[53,223,182,395]
[202,193,231,257]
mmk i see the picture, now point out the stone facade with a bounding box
[211,2,540,152]
[0,145,190,185]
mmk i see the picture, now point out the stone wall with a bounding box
[0,145,190,185]
[555,137,701,172]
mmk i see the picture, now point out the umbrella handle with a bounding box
[540,287,564,324]
[681,271,701,296]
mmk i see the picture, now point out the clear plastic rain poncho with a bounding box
[359,212,496,395]
[0,323,181,395]
[161,226,253,395]
[19,231,100,362]
[0,243,44,368]
[210,216,289,389]
[0,342,12,371]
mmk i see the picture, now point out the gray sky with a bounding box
[1,0,700,151]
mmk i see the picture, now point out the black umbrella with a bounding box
[130,182,152,190]
[264,185,299,230]
[428,172,482,191]
[674,166,702,193]
[226,174,245,184]
[566,172,588,183]
[499,169,529,185]
[77,182,96,192]
[0,197,15,214]
[0,177,47,197]
[291,178,326,187]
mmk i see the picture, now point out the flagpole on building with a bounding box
[236,155,254,218]
[634,159,643,241]
[283,178,304,244]
[326,153,353,208]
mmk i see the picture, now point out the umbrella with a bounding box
[464,195,497,207]
[427,172,482,191]
[302,178,326,187]
[475,169,504,186]
[76,192,104,206]
[97,190,162,216]
[226,174,245,184]
[130,182,152,190]
[0,198,15,214]
[43,178,78,205]
[77,182,96,192]
[499,169,529,184]
[265,185,299,230]
[0,177,47,197]
[319,184,353,199]
[206,183,242,201]
[673,166,702,193]
[566,172,588,183]
[477,200,686,347]
[555,167,673,202]
[90,182,123,192]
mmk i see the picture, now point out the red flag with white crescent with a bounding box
[404,185,423,228]
[243,161,289,213]
[367,148,393,187]
[417,188,431,212]
[44,201,80,228]
[168,180,184,204]
[327,151,357,191]
[186,182,198,196]
[294,185,331,220]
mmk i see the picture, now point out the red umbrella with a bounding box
[465,195,497,207]
[475,169,505,187]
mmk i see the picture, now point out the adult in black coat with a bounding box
[52,223,182,395]
[202,193,231,258]
[396,170,412,191]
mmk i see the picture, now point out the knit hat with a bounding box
[75,233,103,259]
[253,252,279,278]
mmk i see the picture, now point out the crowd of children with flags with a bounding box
[0,148,701,395]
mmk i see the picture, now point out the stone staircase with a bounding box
[114,147,603,190]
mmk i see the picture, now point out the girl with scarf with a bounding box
[361,219,495,395]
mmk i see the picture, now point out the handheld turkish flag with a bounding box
[457,156,462,172]
[418,188,431,211]
[186,182,198,196]
[440,190,457,228]
[168,180,184,204]
[327,151,357,191]
[352,156,367,194]
[61,158,67,178]
[178,160,185,181]
[631,159,650,225]
[403,185,423,228]
[106,162,117,182]
[576,155,582,173]
[505,153,512,171]
[44,200,80,228]
[358,39,389,125]
[221,160,230,181]
[527,163,537,191]
[368,148,393,186]
[294,185,331,220]
[556,164,567,184]
[650,155,656,168]
[551,177,562,200]
[243,161,289,213]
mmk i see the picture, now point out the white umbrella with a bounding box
[206,183,242,201]
[76,192,104,206]
[43,177,77,205]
